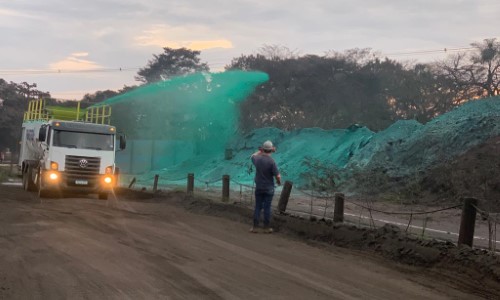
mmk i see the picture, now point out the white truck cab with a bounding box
[18,100,125,199]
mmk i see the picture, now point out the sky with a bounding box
[0,0,499,100]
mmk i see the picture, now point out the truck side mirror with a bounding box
[119,135,126,150]
[38,125,47,142]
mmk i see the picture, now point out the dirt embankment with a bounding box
[346,135,500,211]
[177,191,500,299]
[420,136,500,210]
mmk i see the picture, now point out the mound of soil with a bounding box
[417,136,500,210]
[136,96,500,207]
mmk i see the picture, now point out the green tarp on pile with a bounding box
[134,96,500,189]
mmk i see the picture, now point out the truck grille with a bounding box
[65,155,101,186]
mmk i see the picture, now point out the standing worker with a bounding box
[250,140,281,233]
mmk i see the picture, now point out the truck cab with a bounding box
[19,100,125,199]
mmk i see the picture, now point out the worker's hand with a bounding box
[276,178,281,186]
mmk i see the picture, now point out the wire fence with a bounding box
[194,177,223,192]
[289,188,461,235]
[230,179,255,206]
[287,189,498,252]
[123,173,500,252]
[471,203,498,252]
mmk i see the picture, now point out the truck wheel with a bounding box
[98,193,108,200]
[37,172,50,198]
[26,165,37,192]
[22,170,28,191]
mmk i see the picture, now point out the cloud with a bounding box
[135,24,233,50]
[71,52,89,57]
[49,53,102,71]
[0,8,40,19]
[2,0,499,99]
[188,40,233,51]
[93,27,117,39]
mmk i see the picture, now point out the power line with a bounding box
[0,63,228,76]
[0,67,141,76]
[0,45,479,76]
[383,46,475,57]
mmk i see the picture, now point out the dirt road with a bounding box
[0,185,483,299]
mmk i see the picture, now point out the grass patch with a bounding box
[0,166,13,182]
[0,170,7,182]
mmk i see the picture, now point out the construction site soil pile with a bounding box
[142,96,500,208]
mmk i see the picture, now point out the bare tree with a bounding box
[325,47,375,65]
[257,44,300,61]
[439,38,500,98]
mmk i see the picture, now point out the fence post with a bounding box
[334,192,345,223]
[128,177,136,189]
[153,174,159,193]
[187,173,194,196]
[222,175,230,202]
[278,181,293,213]
[458,197,478,247]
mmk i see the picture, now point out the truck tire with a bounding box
[98,192,109,200]
[37,171,50,198]
[26,165,37,192]
[23,164,37,192]
[22,168,28,191]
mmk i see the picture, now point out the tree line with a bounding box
[1,38,499,150]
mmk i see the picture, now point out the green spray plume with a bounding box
[98,71,268,106]
[100,70,269,159]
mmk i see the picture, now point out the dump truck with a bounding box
[18,99,126,199]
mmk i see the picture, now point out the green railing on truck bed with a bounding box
[23,99,111,124]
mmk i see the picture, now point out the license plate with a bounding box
[75,180,88,185]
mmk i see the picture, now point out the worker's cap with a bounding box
[262,140,274,151]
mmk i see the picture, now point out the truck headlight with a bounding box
[50,161,58,170]
[104,176,112,184]
[49,173,58,180]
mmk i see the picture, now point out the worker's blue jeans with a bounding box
[253,189,274,227]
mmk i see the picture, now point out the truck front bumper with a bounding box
[41,170,115,193]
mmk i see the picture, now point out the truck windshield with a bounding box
[53,130,114,151]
